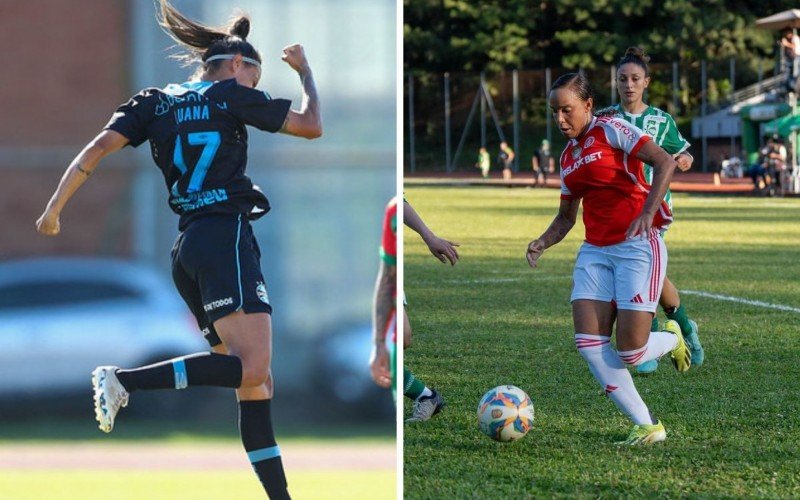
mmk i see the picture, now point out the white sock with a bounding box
[575,333,653,425]
[416,387,433,401]
[618,331,679,366]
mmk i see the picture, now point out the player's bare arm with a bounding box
[403,200,460,265]
[369,261,396,388]
[280,44,322,139]
[527,197,580,268]
[36,129,129,236]
[626,140,677,238]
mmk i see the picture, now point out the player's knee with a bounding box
[239,359,270,388]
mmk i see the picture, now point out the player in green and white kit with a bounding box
[611,47,704,374]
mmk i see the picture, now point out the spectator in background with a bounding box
[498,141,515,181]
[475,146,491,178]
[720,155,743,178]
[780,28,800,93]
[763,135,787,194]
[532,139,555,187]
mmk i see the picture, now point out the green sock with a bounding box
[651,316,659,332]
[403,367,425,400]
[665,304,692,336]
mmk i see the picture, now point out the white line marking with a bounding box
[437,275,569,284]
[444,278,521,284]
[683,290,800,314]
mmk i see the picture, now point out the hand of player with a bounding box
[675,153,693,172]
[526,239,545,268]
[36,208,61,236]
[281,44,311,75]
[369,343,392,389]
[625,213,652,239]
[423,234,460,265]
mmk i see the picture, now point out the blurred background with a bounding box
[0,0,396,433]
[405,1,800,194]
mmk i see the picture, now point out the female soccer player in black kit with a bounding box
[36,1,321,498]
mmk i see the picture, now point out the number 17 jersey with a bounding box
[105,79,291,230]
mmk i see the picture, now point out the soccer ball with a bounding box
[477,385,535,442]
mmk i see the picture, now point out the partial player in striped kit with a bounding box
[370,198,398,398]
[526,73,691,445]
[609,47,705,374]
[36,1,321,497]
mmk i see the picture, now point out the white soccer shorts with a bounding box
[570,230,667,313]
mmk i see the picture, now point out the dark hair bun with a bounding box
[624,46,650,64]
[229,17,250,39]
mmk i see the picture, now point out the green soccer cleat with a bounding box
[664,320,691,372]
[685,319,705,367]
[616,420,667,445]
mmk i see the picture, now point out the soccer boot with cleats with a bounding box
[405,390,445,423]
[684,319,705,366]
[616,420,666,445]
[92,366,129,433]
[635,359,659,375]
[664,320,691,372]
[636,317,662,375]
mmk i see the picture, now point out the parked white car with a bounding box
[0,258,209,399]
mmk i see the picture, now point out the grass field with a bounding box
[403,186,800,498]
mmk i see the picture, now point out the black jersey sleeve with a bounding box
[104,89,154,147]
[227,85,292,133]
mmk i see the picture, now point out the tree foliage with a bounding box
[404,0,797,75]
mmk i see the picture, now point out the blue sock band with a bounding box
[173,359,188,390]
[247,446,281,463]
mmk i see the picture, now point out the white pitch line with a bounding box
[440,275,569,284]
[682,290,800,314]
[443,278,522,284]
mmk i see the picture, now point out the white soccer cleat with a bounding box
[92,366,129,433]
[405,390,445,423]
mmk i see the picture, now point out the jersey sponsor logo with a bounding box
[562,152,603,177]
[170,188,229,212]
[204,297,234,312]
[611,119,635,137]
[583,136,595,148]
[155,91,205,116]
[256,282,270,304]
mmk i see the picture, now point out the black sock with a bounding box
[240,399,290,500]
[115,352,242,392]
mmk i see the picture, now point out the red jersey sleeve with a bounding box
[380,198,397,265]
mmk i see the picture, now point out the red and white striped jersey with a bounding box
[559,116,672,246]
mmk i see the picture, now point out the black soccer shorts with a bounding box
[171,213,273,347]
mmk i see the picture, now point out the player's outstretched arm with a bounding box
[526,197,580,268]
[369,261,395,388]
[36,129,129,236]
[280,44,322,139]
[626,140,677,239]
[403,200,460,265]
